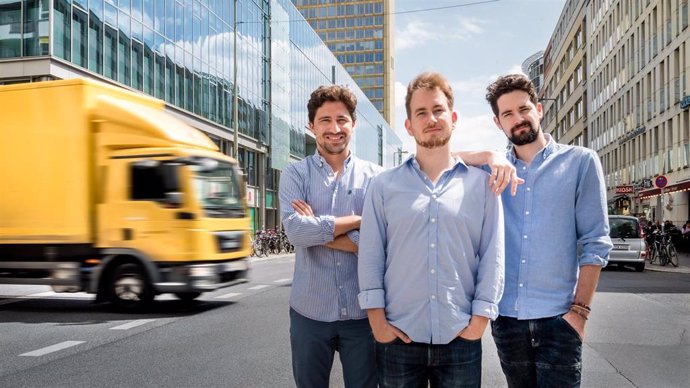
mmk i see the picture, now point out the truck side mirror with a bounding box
[165,192,183,207]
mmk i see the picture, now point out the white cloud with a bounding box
[394,81,407,108]
[396,17,486,51]
[453,114,507,152]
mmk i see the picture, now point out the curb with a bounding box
[644,264,690,274]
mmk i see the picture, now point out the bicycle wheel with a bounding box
[649,244,658,264]
[667,244,679,267]
[659,246,669,266]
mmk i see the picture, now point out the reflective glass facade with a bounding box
[0,0,401,230]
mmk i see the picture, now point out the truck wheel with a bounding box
[109,263,153,311]
[174,292,201,301]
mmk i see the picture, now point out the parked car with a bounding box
[608,215,647,272]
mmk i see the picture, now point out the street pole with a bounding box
[232,0,239,159]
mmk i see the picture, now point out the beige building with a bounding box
[291,0,395,128]
[586,0,690,223]
[542,0,588,150]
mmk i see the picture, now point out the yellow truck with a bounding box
[0,79,251,310]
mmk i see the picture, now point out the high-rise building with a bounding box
[0,0,401,231]
[291,0,395,128]
[522,51,545,95]
[585,0,689,221]
[543,0,690,222]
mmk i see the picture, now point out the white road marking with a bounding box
[248,285,269,290]
[110,319,157,331]
[0,292,90,306]
[273,278,292,283]
[19,341,85,357]
[214,292,242,299]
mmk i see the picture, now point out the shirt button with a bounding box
[525,211,530,215]
[519,283,524,287]
[522,166,527,170]
[430,243,436,248]
[526,187,531,191]
[339,285,343,289]
[521,259,526,264]
[430,269,436,274]
[523,235,528,239]
[431,218,436,223]
[432,194,438,198]
[337,262,341,266]
[431,295,436,300]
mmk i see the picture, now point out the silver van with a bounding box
[608,215,647,272]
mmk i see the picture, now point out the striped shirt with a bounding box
[279,152,383,322]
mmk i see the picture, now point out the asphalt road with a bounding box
[1,256,689,387]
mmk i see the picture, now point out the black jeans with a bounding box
[491,315,583,388]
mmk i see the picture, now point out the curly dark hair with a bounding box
[307,85,357,123]
[485,74,538,116]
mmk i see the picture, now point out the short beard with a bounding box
[415,134,451,149]
[509,123,539,146]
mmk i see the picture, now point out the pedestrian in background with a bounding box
[479,74,613,388]
[279,85,382,388]
[358,71,505,388]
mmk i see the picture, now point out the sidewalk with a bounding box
[645,250,690,274]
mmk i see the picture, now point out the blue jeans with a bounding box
[491,315,583,388]
[375,337,482,388]
[289,308,376,388]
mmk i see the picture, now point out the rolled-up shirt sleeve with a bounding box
[279,164,335,247]
[472,184,505,320]
[576,151,613,267]
[358,177,387,309]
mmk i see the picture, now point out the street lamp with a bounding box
[394,147,408,165]
[232,0,239,159]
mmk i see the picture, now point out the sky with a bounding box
[392,0,567,153]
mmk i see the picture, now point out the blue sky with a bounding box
[393,0,567,152]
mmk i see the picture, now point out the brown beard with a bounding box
[415,134,451,149]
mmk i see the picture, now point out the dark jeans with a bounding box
[375,337,482,388]
[491,315,583,388]
[289,308,376,388]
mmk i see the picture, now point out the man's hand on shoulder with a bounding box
[486,152,524,196]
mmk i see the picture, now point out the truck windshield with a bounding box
[192,161,245,218]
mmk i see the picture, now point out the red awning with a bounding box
[637,180,690,199]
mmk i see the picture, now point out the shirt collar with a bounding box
[406,154,468,173]
[507,133,558,163]
[313,150,353,170]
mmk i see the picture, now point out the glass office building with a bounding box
[0,0,401,231]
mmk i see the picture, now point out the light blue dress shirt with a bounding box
[498,135,612,320]
[280,152,383,322]
[358,156,505,345]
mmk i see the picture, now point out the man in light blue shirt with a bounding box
[279,85,382,388]
[484,74,613,388]
[358,71,505,388]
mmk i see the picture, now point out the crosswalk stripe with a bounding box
[20,341,85,357]
[214,292,242,299]
[273,278,292,283]
[248,285,269,290]
[110,319,157,330]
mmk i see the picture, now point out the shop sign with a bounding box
[615,185,634,194]
[246,187,258,207]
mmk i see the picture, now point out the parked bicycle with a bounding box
[250,228,294,257]
[648,230,679,267]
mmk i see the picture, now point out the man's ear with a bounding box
[405,119,413,136]
[493,116,503,130]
